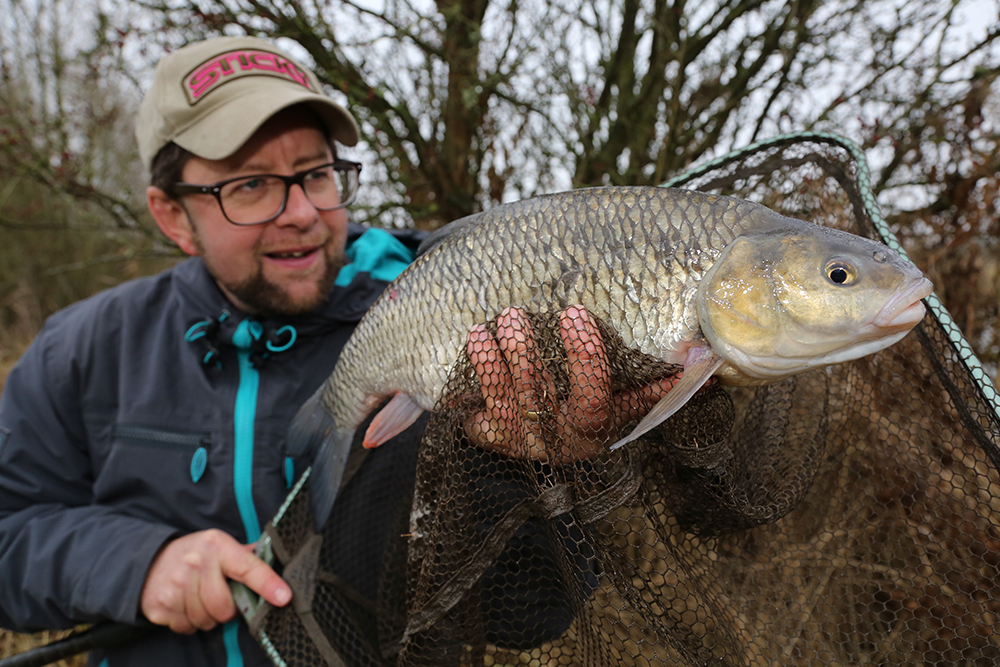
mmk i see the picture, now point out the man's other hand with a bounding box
[140,529,291,634]
[465,305,681,464]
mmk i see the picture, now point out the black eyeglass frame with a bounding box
[170,159,363,226]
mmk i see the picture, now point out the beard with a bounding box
[225,248,345,318]
[195,233,347,319]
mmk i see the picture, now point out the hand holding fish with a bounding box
[464,305,683,464]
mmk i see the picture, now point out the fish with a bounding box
[287,186,933,527]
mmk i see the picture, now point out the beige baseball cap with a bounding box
[136,35,359,170]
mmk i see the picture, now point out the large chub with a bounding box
[286,186,932,531]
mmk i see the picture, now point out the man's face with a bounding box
[169,107,350,317]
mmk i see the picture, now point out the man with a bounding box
[0,36,674,666]
[0,35,429,666]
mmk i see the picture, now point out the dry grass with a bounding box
[0,628,88,665]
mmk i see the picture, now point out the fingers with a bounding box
[197,552,236,628]
[179,548,218,633]
[468,324,514,424]
[140,529,291,635]
[465,305,683,463]
[220,538,292,609]
[467,306,598,461]
[466,323,517,447]
[467,308,554,458]
[496,308,558,458]
[612,374,685,425]
[561,306,688,435]
[495,308,556,419]
[560,306,612,435]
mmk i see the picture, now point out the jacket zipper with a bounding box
[114,424,211,483]
[113,424,209,450]
[226,318,265,667]
[232,319,263,543]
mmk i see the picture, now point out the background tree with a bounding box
[0,1,996,390]
[0,0,174,384]
[1,0,998,378]
[126,1,997,218]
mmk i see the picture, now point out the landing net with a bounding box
[244,133,1000,666]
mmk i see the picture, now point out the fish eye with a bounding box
[826,260,857,285]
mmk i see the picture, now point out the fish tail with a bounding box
[286,388,354,529]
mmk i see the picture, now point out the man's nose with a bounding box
[275,183,318,228]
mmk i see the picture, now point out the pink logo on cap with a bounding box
[184,49,313,104]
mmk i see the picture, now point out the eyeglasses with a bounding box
[171,159,362,226]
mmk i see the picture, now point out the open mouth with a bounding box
[267,249,316,259]
[264,245,323,269]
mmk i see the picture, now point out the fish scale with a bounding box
[288,186,932,528]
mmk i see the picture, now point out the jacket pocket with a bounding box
[94,423,219,525]
[113,424,212,484]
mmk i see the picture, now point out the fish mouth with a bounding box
[873,277,934,330]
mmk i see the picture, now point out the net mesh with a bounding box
[248,134,1000,666]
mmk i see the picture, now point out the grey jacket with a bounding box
[0,224,424,666]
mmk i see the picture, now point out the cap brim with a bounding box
[172,86,359,161]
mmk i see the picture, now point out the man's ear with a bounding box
[148,186,199,256]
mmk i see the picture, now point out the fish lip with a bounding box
[873,277,933,328]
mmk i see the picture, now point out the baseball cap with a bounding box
[136,36,359,170]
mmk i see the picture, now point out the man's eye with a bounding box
[238,178,266,192]
[305,169,333,183]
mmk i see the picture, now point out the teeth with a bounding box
[272,251,308,258]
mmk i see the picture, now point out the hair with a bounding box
[149,141,194,196]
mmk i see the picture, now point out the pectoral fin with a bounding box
[609,346,724,451]
[363,392,425,449]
